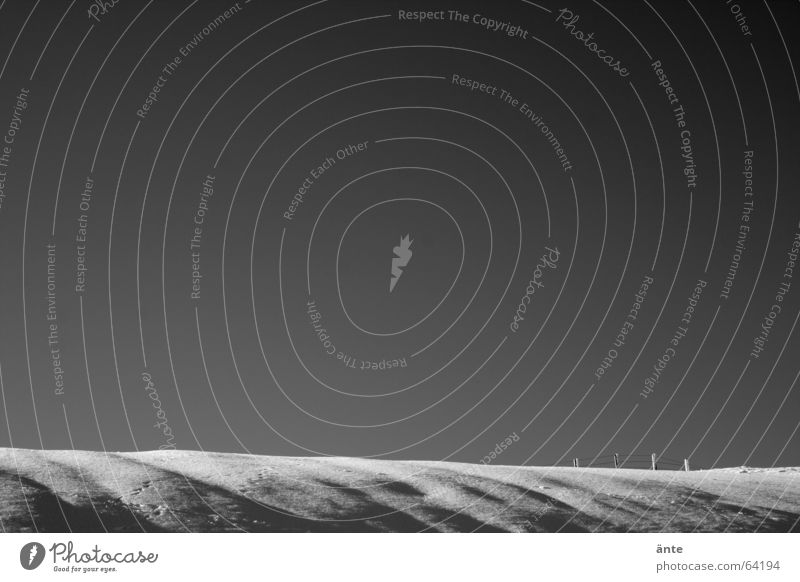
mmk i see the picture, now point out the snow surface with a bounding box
[1,449,797,532]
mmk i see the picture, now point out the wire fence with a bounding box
[570,453,700,471]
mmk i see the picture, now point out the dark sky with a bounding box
[0,0,798,470]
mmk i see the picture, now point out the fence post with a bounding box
[684,458,690,472]
[651,453,657,471]
[613,453,619,468]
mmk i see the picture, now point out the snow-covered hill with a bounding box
[1,449,797,532]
